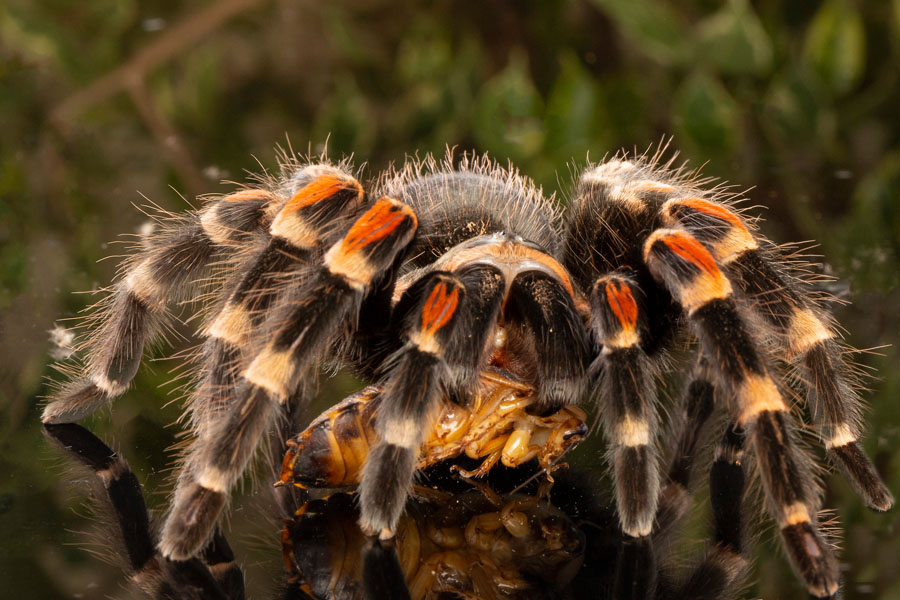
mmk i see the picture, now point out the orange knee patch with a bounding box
[605,279,638,332]
[326,198,417,289]
[341,198,417,254]
[660,231,722,278]
[285,174,362,212]
[421,278,462,337]
[663,197,758,261]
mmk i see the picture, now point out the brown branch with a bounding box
[50,0,268,129]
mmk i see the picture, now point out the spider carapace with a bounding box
[43,148,892,598]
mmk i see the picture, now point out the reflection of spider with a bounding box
[43,148,891,598]
[283,485,586,599]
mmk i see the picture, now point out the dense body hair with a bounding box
[380,152,563,264]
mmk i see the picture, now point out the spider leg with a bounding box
[359,272,470,539]
[654,365,716,540]
[43,189,275,424]
[662,196,892,511]
[160,197,417,560]
[589,271,660,538]
[710,422,745,555]
[189,171,366,435]
[644,228,838,599]
[43,423,245,600]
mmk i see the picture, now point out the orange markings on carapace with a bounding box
[671,197,748,233]
[341,198,416,255]
[661,232,722,278]
[605,280,638,331]
[421,280,461,337]
[285,174,362,212]
[223,188,276,203]
[435,241,577,299]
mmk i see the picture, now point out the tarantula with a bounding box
[43,147,892,598]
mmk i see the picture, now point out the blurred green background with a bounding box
[1,0,899,598]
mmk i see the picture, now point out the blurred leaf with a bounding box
[761,70,820,142]
[396,20,454,85]
[695,0,773,76]
[473,51,544,162]
[803,0,866,95]
[1,0,136,79]
[393,20,478,152]
[597,74,650,145]
[544,52,611,162]
[590,0,691,65]
[157,47,225,136]
[312,74,376,156]
[674,71,740,156]
[838,151,900,291]
[895,0,900,40]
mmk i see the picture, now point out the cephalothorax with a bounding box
[44,148,892,598]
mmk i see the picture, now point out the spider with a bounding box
[43,147,892,599]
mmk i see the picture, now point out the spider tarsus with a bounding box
[828,443,894,512]
[161,483,226,561]
[41,381,108,424]
[359,442,417,539]
[782,521,840,599]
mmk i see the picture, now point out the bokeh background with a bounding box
[1,0,899,598]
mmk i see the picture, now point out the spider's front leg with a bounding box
[159,197,417,560]
[588,272,661,539]
[358,264,506,539]
[645,229,838,598]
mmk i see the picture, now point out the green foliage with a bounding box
[474,51,545,162]
[803,0,867,96]
[696,0,773,76]
[674,71,740,156]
